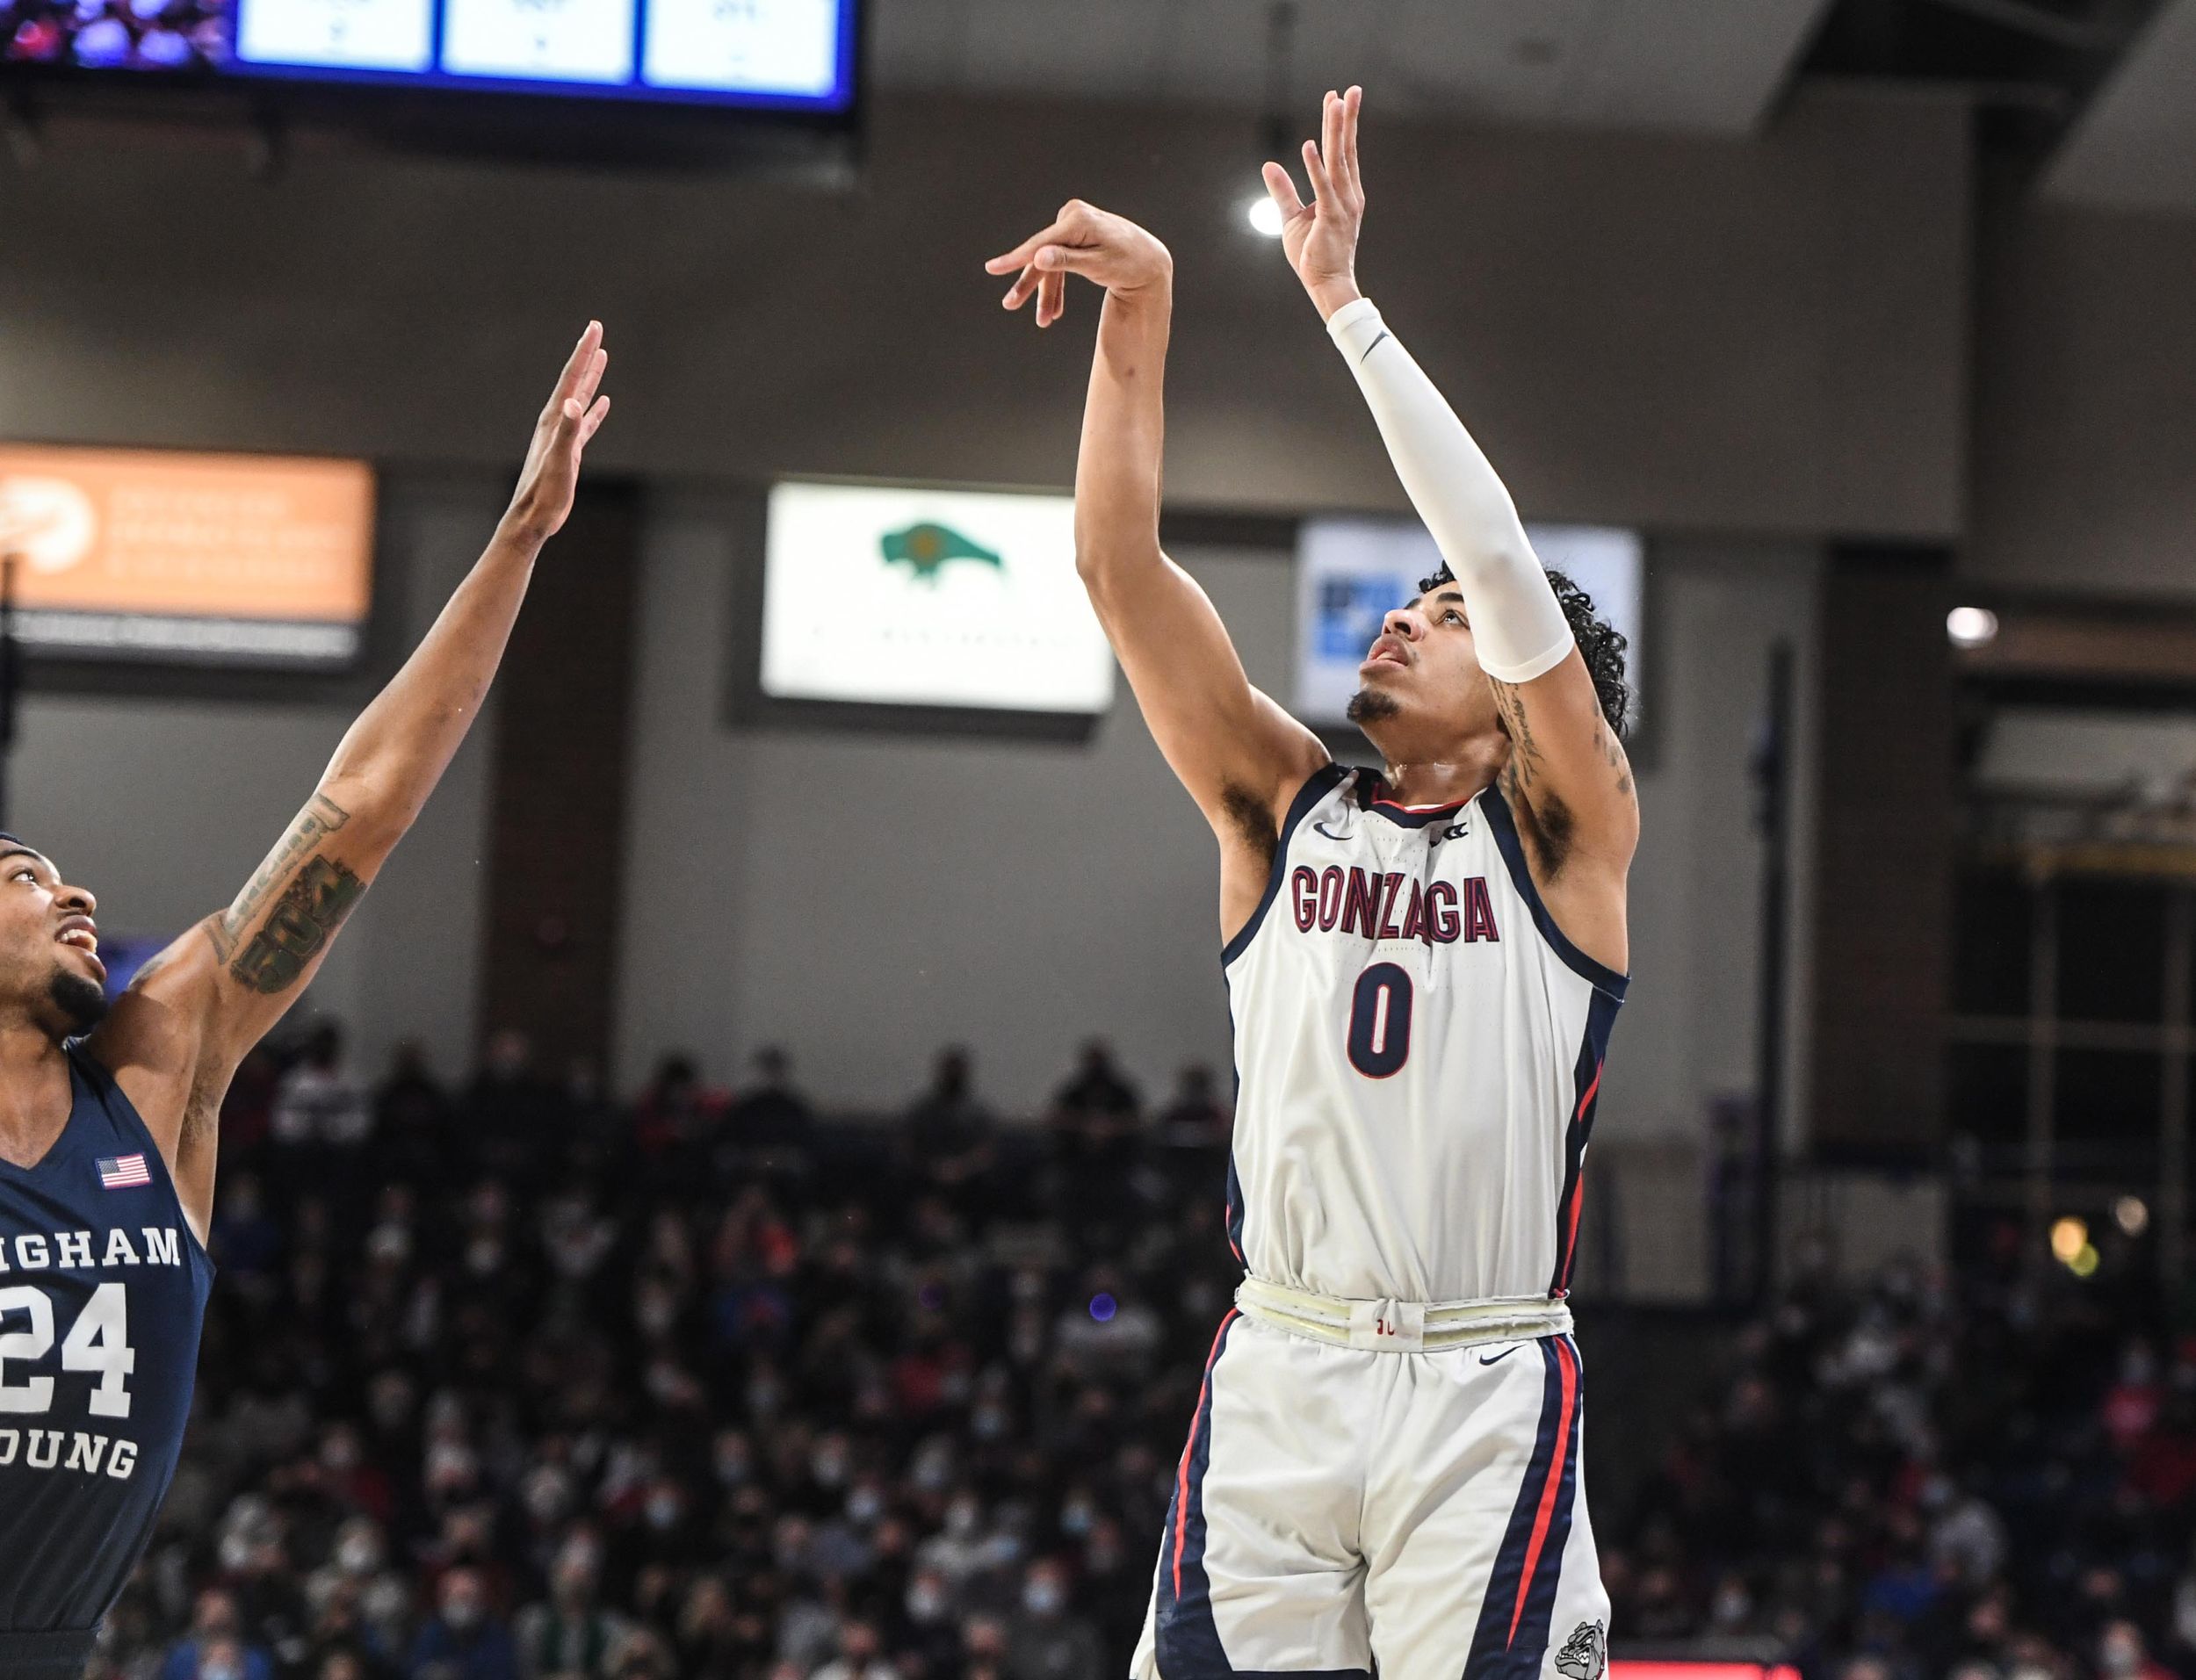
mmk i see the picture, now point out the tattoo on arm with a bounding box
[1593,717,1636,799]
[206,793,352,962]
[1488,680,1545,790]
[226,856,367,994]
[1495,680,1636,804]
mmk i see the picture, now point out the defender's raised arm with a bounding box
[89,323,615,1237]
[985,205,1325,903]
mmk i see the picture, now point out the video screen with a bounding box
[1295,516,1645,728]
[1,0,856,110]
[760,480,1116,717]
[0,443,375,668]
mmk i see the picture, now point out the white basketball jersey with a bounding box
[1222,765,1625,1305]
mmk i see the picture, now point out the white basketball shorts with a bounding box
[1130,1311,1610,1680]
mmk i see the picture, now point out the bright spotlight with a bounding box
[1246,194,1285,237]
[2050,1215,2088,1265]
[1947,606,1999,650]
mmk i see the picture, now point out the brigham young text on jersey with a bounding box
[0,1047,214,1647]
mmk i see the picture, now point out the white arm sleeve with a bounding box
[1327,298,1575,685]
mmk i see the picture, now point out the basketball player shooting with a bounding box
[0,326,611,1679]
[987,89,1636,1680]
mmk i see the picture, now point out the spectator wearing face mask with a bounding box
[318,1649,379,1680]
[892,1566,964,1679]
[1005,1561,1100,1680]
[409,1568,518,1680]
[1073,1518,1142,1652]
[515,1541,626,1680]
[161,1590,277,1680]
[915,1493,1005,1594]
[603,1626,676,1680]
[960,1614,1011,1680]
[189,1637,262,1680]
[2100,1619,2175,1680]
[810,1619,895,1680]
[270,1023,372,1206]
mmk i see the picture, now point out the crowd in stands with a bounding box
[90,1022,2196,1680]
[1610,1224,2196,1680]
[99,1027,1235,1680]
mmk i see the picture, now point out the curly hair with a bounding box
[1413,561,1632,737]
[1543,566,1632,739]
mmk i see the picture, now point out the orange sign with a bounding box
[0,445,373,623]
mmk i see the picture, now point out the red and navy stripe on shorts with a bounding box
[1464,1335,1586,1679]
[1155,1311,1239,1676]
[1154,1311,1370,1680]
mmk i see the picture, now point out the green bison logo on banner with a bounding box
[881,522,1003,582]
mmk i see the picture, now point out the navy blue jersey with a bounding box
[0,1042,213,1677]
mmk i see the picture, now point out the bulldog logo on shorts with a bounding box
[1555,1619,1607,1680]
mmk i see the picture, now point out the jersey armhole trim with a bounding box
[1221,762,1350,970]
[1477,785,1630,1001]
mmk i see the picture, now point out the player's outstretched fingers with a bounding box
[546,321,603,417]
[577,394,610,449]
[570,345,609,414]
[985,219,1071,277]
[1001,262,1043,311]
[1301,135,1334,205]
[1262,160,1307,221]
[1032,242,1110,278]
[1339,86,1363,198]
[1038,267,1065,328]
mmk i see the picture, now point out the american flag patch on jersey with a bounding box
[97,1153,151,1189]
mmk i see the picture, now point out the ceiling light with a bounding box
[1947,606,1999,649]
[1246,194,1285,238]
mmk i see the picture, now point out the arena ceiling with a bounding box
[2046,0,2196,209]
[869,0,1836,137]
[870,0,2196,211]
